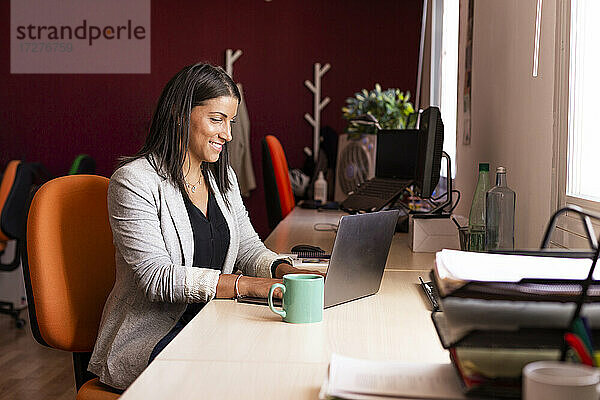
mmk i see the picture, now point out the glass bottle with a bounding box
[314,171,327,203]
[485,166,516,250]
[468,163,490,251]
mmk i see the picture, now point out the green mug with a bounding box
[268,274,324,323]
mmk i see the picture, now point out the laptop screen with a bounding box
[375,129,419,179]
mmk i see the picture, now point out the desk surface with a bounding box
[121,209,446,399]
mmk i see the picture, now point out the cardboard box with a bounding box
[409,214,464,253]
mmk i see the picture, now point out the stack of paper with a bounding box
[319,353,467,400]
[434,249,597,297]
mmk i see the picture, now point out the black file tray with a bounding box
[431,309,600,399]
[431,251,598,302]
[427,205,600,398]
[431,310,600,350]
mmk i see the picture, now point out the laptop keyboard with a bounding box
[341,178,412,212]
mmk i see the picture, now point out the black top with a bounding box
[150,191,230,362]
[180,191,230,323]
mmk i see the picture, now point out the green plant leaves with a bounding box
[342,84,417,135]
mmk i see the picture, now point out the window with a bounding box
[430,0,459,178]
[553,0,600,249]
[566,0,600,203]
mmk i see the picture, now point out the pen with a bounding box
[573,318,594,356]
[565,332,594,366]
[573,317,596,366]
[419,276,439,311]
[581,317,595,349]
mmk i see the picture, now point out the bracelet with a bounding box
[234,274,243,299]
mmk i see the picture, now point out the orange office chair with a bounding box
[262,135,295,230]
[0,160,31,267]
[22,175,120,399]
[0,160,51,264]
[0,160,49,328]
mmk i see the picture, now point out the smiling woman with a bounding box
[184,96,238,213]
[188,96,237,164]
[86,63,322,391]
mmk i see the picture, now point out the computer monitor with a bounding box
[375,129,419,180]
[415,106,444,198]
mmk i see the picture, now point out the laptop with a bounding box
[340,130,418,213]
[238,209,400,308]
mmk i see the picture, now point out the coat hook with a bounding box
[225,49,243,78]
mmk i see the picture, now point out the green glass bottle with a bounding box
[468,163,490,251]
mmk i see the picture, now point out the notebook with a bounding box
[238,209,400,308]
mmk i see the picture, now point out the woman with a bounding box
[88,63,313,390]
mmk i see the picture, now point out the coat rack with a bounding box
[225,49,243,78]
[304,62,331,161]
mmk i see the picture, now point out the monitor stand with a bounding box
[411,151,453,217]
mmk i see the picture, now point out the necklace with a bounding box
[185,176,202,193]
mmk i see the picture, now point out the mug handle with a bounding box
[268,283,286,318]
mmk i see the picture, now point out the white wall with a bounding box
[454,0,557,249]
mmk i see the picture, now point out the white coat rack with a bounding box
[304,62,330,161]
[225,49,243,78]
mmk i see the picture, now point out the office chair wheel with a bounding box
[0,301,26,329]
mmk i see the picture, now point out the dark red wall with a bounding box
[1,0,422,239]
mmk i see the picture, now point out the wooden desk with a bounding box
[264,207,436,270]
[121,209,447,399]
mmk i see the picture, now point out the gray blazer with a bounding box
[88,157,287,389]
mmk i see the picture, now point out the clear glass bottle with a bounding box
[485,166,516,250]
[468,163,490,251]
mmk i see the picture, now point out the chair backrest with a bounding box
[262,135,295,230]
[0,161,34,242]
[24,175,115,352]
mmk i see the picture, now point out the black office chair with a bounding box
[69,154,97,175]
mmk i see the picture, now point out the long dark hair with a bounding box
[121,63,240,206]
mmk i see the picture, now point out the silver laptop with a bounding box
[240,209,400,308]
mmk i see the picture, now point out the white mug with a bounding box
[523,361,600,400]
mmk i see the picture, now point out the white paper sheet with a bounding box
[436,249,596,283]
[292,258,329,271]
[320,353,467,400]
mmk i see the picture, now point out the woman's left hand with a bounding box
[274,262,326,279]
[238,276,284,299]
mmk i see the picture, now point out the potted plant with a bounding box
[342,84,416,136]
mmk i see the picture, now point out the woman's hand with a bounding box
[215,274,283,299]
[274,262,326,279]
[215,263,326,300]
[238,276,283,299]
